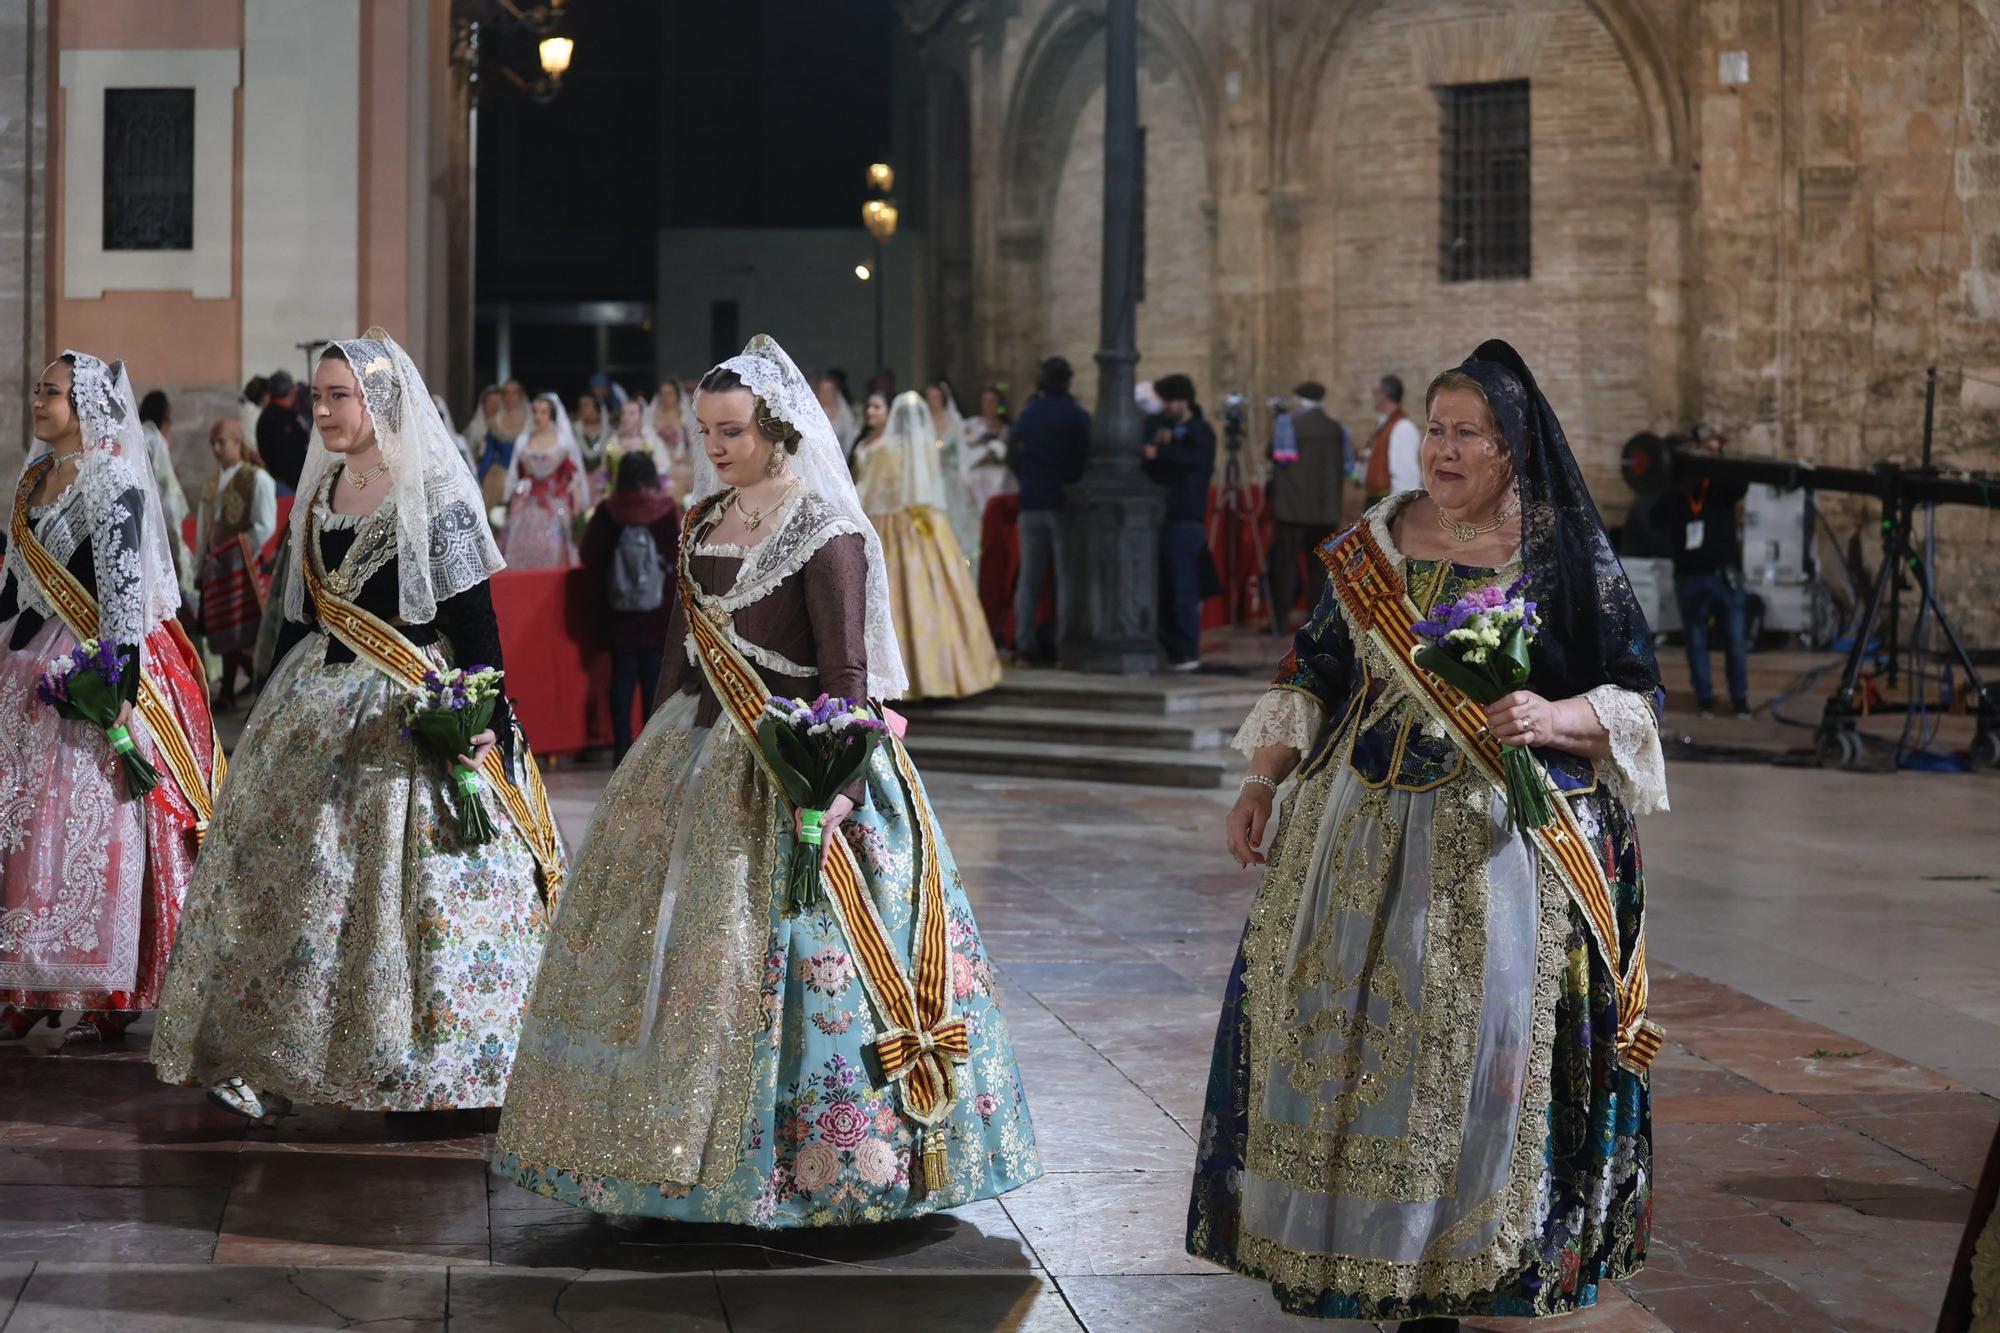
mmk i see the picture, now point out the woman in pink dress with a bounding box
[0,352,221,1048]
[501,393,589,570]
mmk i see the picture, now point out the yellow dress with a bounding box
[855,439,1002,700]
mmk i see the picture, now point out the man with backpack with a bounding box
[580,453,681,760]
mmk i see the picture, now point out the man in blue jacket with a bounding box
[1009,356,1091,662]
[1142,373,1216,671]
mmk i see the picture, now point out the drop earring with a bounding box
[764,446,786,478]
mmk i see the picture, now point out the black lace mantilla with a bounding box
[1449,340,1660,704]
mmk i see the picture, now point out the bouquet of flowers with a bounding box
[405,665,505,844]
[1412,578,1556,835]
[35,639,159,799]
[757,695,889,912]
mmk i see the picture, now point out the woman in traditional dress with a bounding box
[575,392,611,472]
[468,385,514,518]
[196,417,277,711]
[152,329,565,1120]
[923,379,984,569]
[138,390,196,596]
[966,385,1019,644]
[848,389,888,473]
[495,334,1039,1227]
[646,379,699,504]
[605,398,659,490]
[501,394,588,570]
[816,371,859,454]
[1187,341,1665,1330]
[0,353,221,1047]
[854,392,1002,701]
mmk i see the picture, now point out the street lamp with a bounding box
[443,0,577,412]
[854,263,874,282]
[862,169,898,378]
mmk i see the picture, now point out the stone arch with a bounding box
[990,1,1223,400]
[999,0,1221,234]
[1272,0,1689,185]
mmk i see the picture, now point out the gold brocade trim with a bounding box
[494,717,782,1191]
[1321,524,1657,1072]
[1245,766,1502,1204]
[1234,812,1568,1302]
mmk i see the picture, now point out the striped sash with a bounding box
[10,457,224,837]
[299,515,567,910]
[678,495,966,1127]
[1321,523,1662,1073]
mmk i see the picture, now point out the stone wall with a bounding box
[913,0,2000,645]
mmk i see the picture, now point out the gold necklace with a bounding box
[1436,495,1520,543]
[730,476,795,531]
[345,458,391,490]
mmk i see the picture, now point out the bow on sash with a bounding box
[677,494,967,1127]
[9,456,224,837]
[1322,523,1663,1074]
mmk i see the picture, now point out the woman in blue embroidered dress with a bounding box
[494,334,1039,1227]
[1186,342,1668,1330]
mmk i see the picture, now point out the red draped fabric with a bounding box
[489,566,625,757]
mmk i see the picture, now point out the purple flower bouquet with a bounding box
[1412,579,1556,835]
[35,638,160,799]
[405,665,504,844]
[757,695,889,912]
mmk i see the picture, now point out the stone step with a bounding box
[977,667,1267,716]
[902,734,1230,788]
[902,703,1246,752]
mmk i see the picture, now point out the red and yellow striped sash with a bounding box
[10,458,224,837]
[1322,523,1662,1073]
[678,498,964,1123]
[300,519,567,910]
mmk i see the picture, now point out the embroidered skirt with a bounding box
[872,506,1001,701]
[151,633,549,1110]
[0,616,211,1012]
[1186,749,1651,1320]
[494,695,1041,1227]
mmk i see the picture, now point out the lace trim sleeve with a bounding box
[1584,684,1670,816]
[1231,688,1325,758]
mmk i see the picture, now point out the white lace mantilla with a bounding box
[1583,685,1670,816]
[682,488,862,682]
[3,451,170,647]
[1232,688,1327,758]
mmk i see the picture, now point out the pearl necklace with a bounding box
[1436,495,1521,543]
[728,476,796,531]
[345,458,391,490]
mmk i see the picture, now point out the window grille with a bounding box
[103,88,196,251]
[1437,80,1530,282]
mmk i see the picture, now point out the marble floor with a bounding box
[0,747,1993,1331]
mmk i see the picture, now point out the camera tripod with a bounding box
[1817,373,2000,769]
[1206,411,1270,631]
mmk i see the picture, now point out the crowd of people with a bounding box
[0,325,1698,1330]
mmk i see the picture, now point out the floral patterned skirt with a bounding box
[500,492,577,571]
[150,634,549,1110]
[0,616,211,1011]
[494,696,1041,1227]
[1185,754,1651,1321]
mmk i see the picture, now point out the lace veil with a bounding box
[690,334,908,701]
[6,352,182,645]
[285,328,505,624]
[860,390,953,515]
[507,393,586,492]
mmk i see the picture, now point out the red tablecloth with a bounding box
[490,565,630,757]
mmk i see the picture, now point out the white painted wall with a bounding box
[241,0,359,380]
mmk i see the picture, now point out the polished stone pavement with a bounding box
[0,742,1993,1331]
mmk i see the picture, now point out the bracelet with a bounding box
[1240,774,1278,794]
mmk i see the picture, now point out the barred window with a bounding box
[1437,80,1530,282]
[103,88,196,251]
